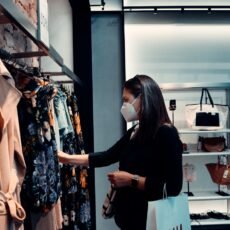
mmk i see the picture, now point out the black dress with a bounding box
[89,125,183,230]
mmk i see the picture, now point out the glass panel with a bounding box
[125,14,230,83]
[90,0,122,11]
[124,0,230,7]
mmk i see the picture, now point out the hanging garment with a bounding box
[54,89,73,139]
[70,94,85,154]
[54,198,63,230]
[18,82,61,214]
[54,88,92,229]
[69,93,91,229]
[62,132,78,194]
[69,94,91,229]
[0,60,26,230]
[54,89,80,230]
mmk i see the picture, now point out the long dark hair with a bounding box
[124,75,171,142]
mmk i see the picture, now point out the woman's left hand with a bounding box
[107,171,133,188]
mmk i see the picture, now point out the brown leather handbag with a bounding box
[206,163,230,185]
[199,136,226,152]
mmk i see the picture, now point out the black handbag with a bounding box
[195,89,219,127]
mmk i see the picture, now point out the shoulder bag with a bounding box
[185,88,229,130]
[102,185,118,219]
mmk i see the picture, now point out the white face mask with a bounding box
[120,98,139,122]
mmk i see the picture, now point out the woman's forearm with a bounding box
[69,154,89,166]
[107,171,146,190]
[58,151,89,166]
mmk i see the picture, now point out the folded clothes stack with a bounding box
[190,211,230,220]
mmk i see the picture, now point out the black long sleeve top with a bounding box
[89,124,183,229]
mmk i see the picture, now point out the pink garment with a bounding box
[54,195,63,229]
[29,198,63,230]
[0,60,26,230]
[27,199,63,230]
[21,90,62,230]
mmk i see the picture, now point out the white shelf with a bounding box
[179,128,230,134]
[187,191,230,201]
[183,150,230,157]
[191,218,230,226]
[160,82,230,91]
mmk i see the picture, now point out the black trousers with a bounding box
[115,211,146,230]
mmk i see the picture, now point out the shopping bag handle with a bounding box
[200,88,214,110]
[162,183,167,199]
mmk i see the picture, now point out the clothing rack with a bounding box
[0,49,77,84]
[38,75,75,96]
[60,83,74,94]
[0,1,81,84]
[0,48,38,76]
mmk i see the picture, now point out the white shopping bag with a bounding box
[146,193,191,230]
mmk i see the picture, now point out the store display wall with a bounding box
[0,0,38,66]
[125,12,230,224]
[14,0,37,25]
[125,16,230,83]
[40,0,73,76]
[124,0,230,7]
[125,13,230,129]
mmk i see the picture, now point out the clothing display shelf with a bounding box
[180,129,230,156]
[188,191,230,201]
[161,82,230,228]
[191,219,230,226]
[183,151,230,157]
[160,82,230,91]
[179,129,230,214]
[180,129,230,228]
[179,129,230,134]
[0,0,82,85]
[123,5,230,12]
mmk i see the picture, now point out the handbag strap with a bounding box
[162,183,168,199]
[205,88,215,107]
[200,88,214,110]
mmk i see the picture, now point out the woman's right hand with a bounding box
[58,150,72,164]
[58,150,89,166]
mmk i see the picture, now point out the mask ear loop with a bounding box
[131,95,141,116]
[131,96,138,105]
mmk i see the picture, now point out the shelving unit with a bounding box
[160,82,230,91]
[188,191,230,201]
[0,0,82,85]
[179,129,230,134]
[183,151,230,157]
[191,219,230,226]
[162,82,230,228]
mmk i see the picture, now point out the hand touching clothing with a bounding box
[58,151,133,188]
[58,151,145,190]
[58,150,72,164]
[58,150,89,166]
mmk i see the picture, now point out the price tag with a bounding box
[63,215,69,226]
[223,169,229,179]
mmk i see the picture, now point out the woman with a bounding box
[58,75,183,230]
